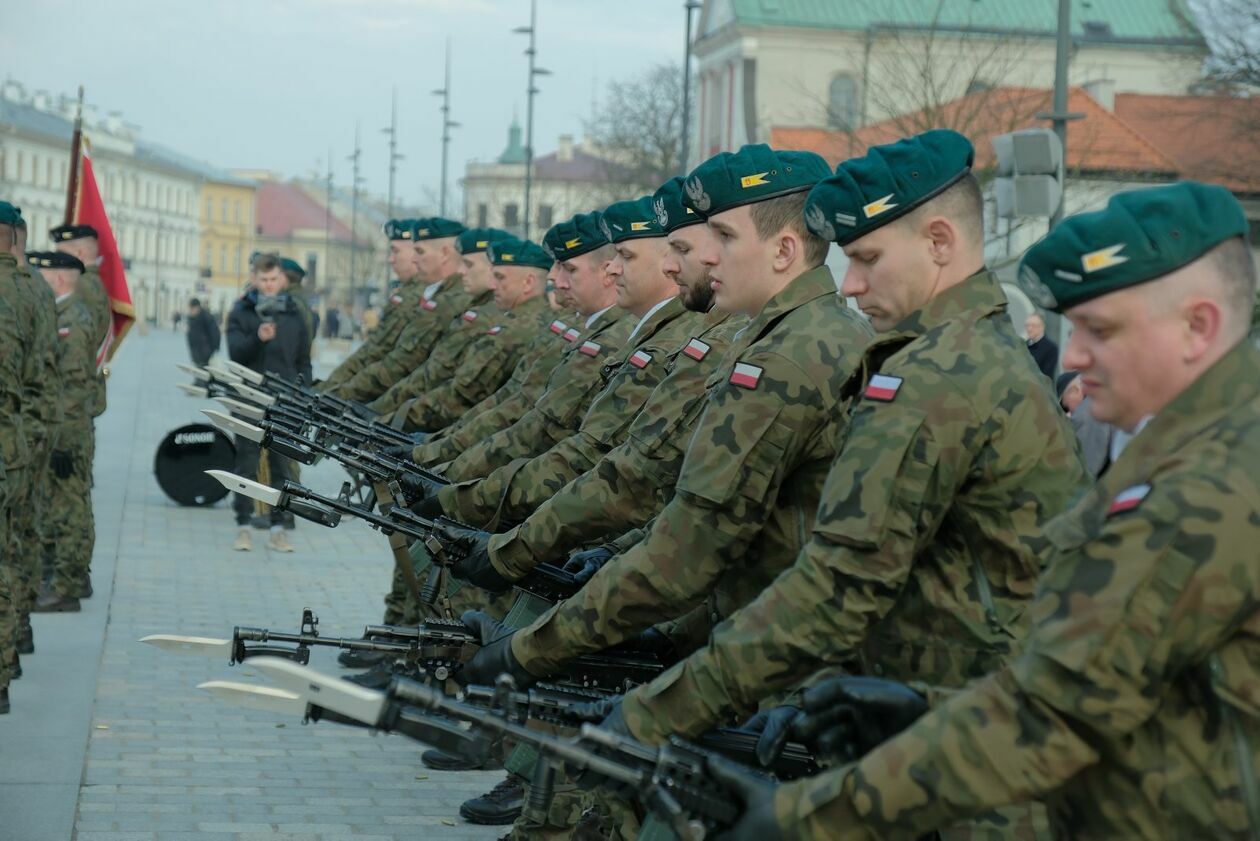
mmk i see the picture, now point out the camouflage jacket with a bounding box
[18,264,62,441]
[488,311,742,578]
[443,299,707,529]
[510,266,872,676]
[287,279,317,357]
[617,270,1090,743]
[0,255,28,470]
[78,266,110,417]
[437,306,633,482]
[333,274,472,402]
[320,277,424,389]
[413,315,579,466]
[390,295,551,432]
[775,335,1260,841]
[51,293,98,441]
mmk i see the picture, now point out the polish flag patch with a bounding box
[58,326,71,338]
[864,374,903,402]
[562,328,580,342]
[579,341,602,357]
[462,310,479,322]
[629,350,652,369]
[1108,484,1151,516]
[420,298,438,311]
[390,294,403,305]
[682,338,710,361]
[487,325,504,335]
[550,320,568,335]
[729,362,763,389]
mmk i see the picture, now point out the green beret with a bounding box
[544,212,610,261]
[414,217,466,241]
[26,251,85,272]
[487,237,553,270]
[1018,181,1250,313]
[804,129,974,246]
[0,201,19,226]
[280,257,306,279]
[50,223,99,242]
[457,227,512,255]
[599,196,662,243]
[682,144,831,217]
[652,177,703,233]
[383,219,415,240]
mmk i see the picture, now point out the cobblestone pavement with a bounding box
[0,329,504,841]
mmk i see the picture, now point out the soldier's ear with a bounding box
[924,216,959,266]
[771,230,800,273]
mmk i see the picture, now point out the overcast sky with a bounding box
[3,0,690,210]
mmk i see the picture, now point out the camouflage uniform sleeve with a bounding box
[395,333,522,433]
[412,388,534,466]
[0,295,24,466]
[334,310,453,402]
[321,303,407,390]
[774,471,1260,839]
[509,348,832,676]
[54,307,98,436]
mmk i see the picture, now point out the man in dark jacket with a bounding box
[1024,312,1058,380]
[226,254,310,552]
[185,298,220,366]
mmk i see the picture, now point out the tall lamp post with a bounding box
[433,39,461,218]
[512,0,550,240]
[381,87,404,222]
[680,1,702,175]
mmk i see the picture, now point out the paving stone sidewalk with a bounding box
[0,329,503,841]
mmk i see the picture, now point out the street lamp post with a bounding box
[680,1,702,175]
[513,0,550,240]
[433,39,461,218]
[382,87,404,222]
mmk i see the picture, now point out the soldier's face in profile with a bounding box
[388,241,417,279]
[704,205,780,316]
[840,223,937,332]
[664,225,715,312]
[546,263,573,309]
[492,265,529,310]
[417,238,453,281]
[461,252,494,294]
[562,252,614,316]
[610,239,668,313]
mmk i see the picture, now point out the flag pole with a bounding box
[64,85,85,224]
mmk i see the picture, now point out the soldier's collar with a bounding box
[748,265,839,330]
[888,268,1005,339]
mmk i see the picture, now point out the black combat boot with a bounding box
[459,775,525,824]
[17,622,33,655]
[0,687,9,714]
[422,749,503,772]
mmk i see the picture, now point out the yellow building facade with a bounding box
[199,176,256,312]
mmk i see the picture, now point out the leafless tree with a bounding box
[585,63,684,196]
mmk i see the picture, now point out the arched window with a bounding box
[827,74,858,130]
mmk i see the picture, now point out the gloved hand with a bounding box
[788,677,928,764]
[459,610,536,689]
[739,705,804,768]
[447,527,513,593]
[706,753,784,841]
[382,442,417,461]
[345,400,376,421]
[562,545,615,585]
[410,492,446,519]
[568,695,639,796]
[50,450,74,480]
[399,472,447,507]
[626,627,678,662]
[408,430,429,446]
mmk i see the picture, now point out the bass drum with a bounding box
[154,423,237,506]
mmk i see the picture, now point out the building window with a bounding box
[234,200,241,224]
[15,152,25,183]
[204,244,213,268]
[504,203,519,228]
[205,197,213,219]
[219,245,227,273]
[827,74,858,130]
[221,199,229,222]
[477,203,488,227]
[538,204,554,230]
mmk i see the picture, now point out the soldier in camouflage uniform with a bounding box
[331,218,473,402]
[280,257,317,360]
[0,203,27,710]
[318,219,423,393]
[711,181,1260,841]
[28,252,97,615]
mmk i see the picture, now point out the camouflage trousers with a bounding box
[0,466,13,690]
[45,435,94,599]
[14,445,50,616]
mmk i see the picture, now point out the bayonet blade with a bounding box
[230,382,277,407]
[176,363,209,381]
[224,359,266,385]
[199,680,307,716]
[213,397,267,421]
[177,383,209,398]
[140,634,234,659]
[248,657,387,726]
[202,410,265,443]
[205,470,283,506]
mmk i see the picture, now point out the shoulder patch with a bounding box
[579,341,602,357]
[487,325,504,335]
[58,326,71,338]
[562,327,581,342]
[420,298,438,311]
[390,294,403,305]
[629,350,652,369]
[863,374,903,402]
[729,362,762,389]
[1107,483,1151,516]
[462,310,479,322]
[550,320,568,335]
[682,338,710,361]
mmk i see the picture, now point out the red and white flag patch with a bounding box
[487,325,504,335]
[550,320,568,335]
[58,326,71,338]
[579,341,602,357]
[629,350,652,369]
[682,338,710,361]
[420,298,438,311]
[864,374,903,402]
[1108,484,1151,516]
[390,294,403,305]
[562,327,580,342]
[462,310,479,322]
[729,362,762,389]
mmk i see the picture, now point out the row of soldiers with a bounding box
[284,128,1258,840]
[0,205,111,714]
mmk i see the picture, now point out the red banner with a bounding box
[76,139,135,363]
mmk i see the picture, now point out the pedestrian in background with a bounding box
[184,298,220,367]
[1025,311,1058,380]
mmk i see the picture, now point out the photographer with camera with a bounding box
[226,254,311,553]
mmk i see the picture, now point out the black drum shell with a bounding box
[154,423,237,506]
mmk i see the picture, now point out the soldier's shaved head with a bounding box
[0,223,13,253]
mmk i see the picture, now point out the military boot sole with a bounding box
[421,749,503,772]
[458,782,524,824]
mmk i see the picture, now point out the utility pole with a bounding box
[680,1,702,175]
[323,148,333,301]
[513,0,550,240]
[1038,0,1082,230]
[433,39,461,218]
[347,124,363,310]
[382,88,403,221]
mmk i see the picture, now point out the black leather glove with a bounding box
[382,443,416,461]
[459,610,536,689]
[408,430,429,445]
[740,705,804,769]
[50,450,74,480]
[565,694,623,725]
[789,677,929,764]
[447,527,513,593]
[399,472,447,508]
[410,492,446,519]
[345,400,376,421]
[625,627,678,663]
[562,545,615,585]
[706,753,784,841]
